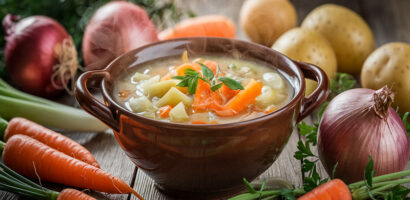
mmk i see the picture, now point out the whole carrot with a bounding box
[158,15,236,40]
[1,134,143,200]
[1,117,100,168]
[57,189,96,200]
[0,159,96,200]
[297,179,351,200]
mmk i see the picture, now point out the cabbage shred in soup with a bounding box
[113,51,292,124]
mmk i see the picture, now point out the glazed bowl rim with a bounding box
[100,37,305,129]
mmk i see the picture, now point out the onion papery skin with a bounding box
[82,1,158,70]
[318,88,409,184]
[3,15,72,98]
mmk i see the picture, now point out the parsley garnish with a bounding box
[172,62,243,94]
[402,112,410,137]
[329,73,357,99]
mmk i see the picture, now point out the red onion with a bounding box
[318,86,409,184]
[82,1,158,70]
[3,14,78,98]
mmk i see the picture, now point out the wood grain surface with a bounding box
[1,0,409,199]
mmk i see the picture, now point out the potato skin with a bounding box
[361,42,410,114]
[240,0,297,47]
[301,4,375,75]
[272,28,337,96]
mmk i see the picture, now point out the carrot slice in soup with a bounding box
[216,79,262,116]
[192,79,223,113]
[158,105,173,118]
[161,63,201,81]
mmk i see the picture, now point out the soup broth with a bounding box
[113,54,292,124]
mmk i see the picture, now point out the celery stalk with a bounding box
[0,94,107,132]
[0,80,66,108]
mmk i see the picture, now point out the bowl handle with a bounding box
[296,61,329,122]
[75,70,119,131]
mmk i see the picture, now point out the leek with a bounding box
[0,78,107,132]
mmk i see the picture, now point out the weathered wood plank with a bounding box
[256,129,302,185]
[358,0,410,45]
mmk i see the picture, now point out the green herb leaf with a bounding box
[280,188,296,200]
[216,64,221,77]
[171,76,186,80]
[297,121,318,145]
[176,78,189,87]
[329,73,357,99]
[318,101,329,120]
[384,185,410,200]
[365,156,374,188]
[210,83,223,92]
[331,162,338,179]
[198,62,214,80]
[402,112,410,136]
[294,141,315,160]
[259,179,266,193]
[243,178,257,193]
[218,77,244,90]
[198,77,211,85]
[187,76,198,95]
[301,159,316,173]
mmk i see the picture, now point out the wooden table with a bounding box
[1,0,409,199]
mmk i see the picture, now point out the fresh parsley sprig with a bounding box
[172,63,244,94]
[402,112,410,137]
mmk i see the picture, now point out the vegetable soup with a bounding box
[113,52,292,124]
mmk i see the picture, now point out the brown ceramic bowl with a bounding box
[75,37,328,198]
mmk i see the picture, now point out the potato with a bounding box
[240,0,297,47]
[132,72,150,82]
[141,75,160,91]
[145,80,178,98]
[301,4,375,75]
[262,72,285,90]
[156,87,193,107]
[129,96,156,113]
[256,86,280,108]
[272,28,337,95]
[361,42,410,114]
[169,102,189,122]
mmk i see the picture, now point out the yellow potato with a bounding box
[272,28,337,95]
[361,42,410,114]
[240,0,297,47]
[301,4,375,75]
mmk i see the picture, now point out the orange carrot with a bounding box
[192,79,223,113]
[218,84,239,103]
[158,105,173,118]
[57,188,96,200]
[158,15,236,40]
[203,60,218,74]
[264,106,277,114]
[297,179,351,200]
[192,120,208,124]
[161,63,201,81]
[3,117,100,168]
[216,79,262,116]
[2,134,143,200]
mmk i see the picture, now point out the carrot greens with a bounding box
[0,161,59,200]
